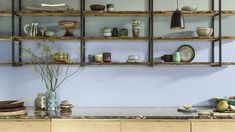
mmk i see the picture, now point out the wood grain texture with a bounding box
[84,11,150,16]
[51,120,120,132]
[85,36,149,41]
[121,121,190,132]
[14,36,81,41]
[154,11,217,16]
[85,62,149,66]
[0,120,50,132]
[192,122,235,132]
[154,37,217,41]
[16,10,80,16]
[0,11,11,16]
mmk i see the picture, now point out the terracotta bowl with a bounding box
[0,100,24,109]
[90,4,105,11]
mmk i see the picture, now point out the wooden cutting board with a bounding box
[0,109,27,116]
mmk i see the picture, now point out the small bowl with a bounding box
[90,4,105,11]
[181,6,198,11]
[183,104,192,110]
[196,27,213,37]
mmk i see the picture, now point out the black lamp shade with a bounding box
[171,10,185,30]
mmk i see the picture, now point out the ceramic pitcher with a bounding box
[24,23,39,37]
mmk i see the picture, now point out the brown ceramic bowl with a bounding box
[0,100,24,109]
[90,4,105,11]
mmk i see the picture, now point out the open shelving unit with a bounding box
[0,0,234,67]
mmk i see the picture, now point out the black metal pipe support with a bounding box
[148,0,154,66]
[80,0,86,66]
[11,0,15,66]
[218,0,222,66]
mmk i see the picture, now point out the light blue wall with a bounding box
[0,0,235,106]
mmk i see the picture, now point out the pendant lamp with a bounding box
[171,0,185,30]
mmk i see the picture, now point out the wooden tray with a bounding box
[0,107,25,112]
[0,100,24,109]
[0,109,27,116]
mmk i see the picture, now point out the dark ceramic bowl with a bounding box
[0,100,24,109]
[90,4,105,11]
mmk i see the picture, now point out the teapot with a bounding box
[24,23,39,37]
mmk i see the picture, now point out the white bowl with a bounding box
[196,27,213,37]
[181,6,198,11]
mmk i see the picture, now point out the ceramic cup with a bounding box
[161,55,173,62]
[112,27,119,37]
[88,55,96,63]
[95,54,103,62]
[107,4,114,11]
[173,52,181,62]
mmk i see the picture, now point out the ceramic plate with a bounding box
[177,45,195,62]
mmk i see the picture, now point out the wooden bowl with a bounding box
[58,20,80,30]
[90,4,105,11]
[0,100,24,109]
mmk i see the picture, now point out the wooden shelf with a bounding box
[84,11,150,16]
[18,62,81,65]
[154,11,217,16]
[222,36,235,40]
[85,36,149,41]
[85,62,149,65]
[222,10,235,16]
[155,62,235,66]
[154,37,217,41]
[0,36,12,41]
[16,10,80,16]
[0,62,12,65]
[14,36,81,41]
[0,11,11,16]
[154,62,215,65]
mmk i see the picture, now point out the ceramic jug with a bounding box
[24,23,39,37]
[34,93,46,110]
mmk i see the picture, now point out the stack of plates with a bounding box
[0,100,27,116]
[25,3,68,11]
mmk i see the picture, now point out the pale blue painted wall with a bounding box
[0,0,235,106]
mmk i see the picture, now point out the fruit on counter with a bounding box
[229,105,235,112]
[183,104,192,110]
[216,101,229,112]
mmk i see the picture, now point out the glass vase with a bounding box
[46,91,58,111]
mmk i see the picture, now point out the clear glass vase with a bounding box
[46,91,58,111]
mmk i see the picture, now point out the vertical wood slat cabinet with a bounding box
[121,121,190,132]
[192,121,235,132]
[0,119,50,132]
[51,119,121,132]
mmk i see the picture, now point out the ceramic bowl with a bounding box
[128,55,140,60]
[181,6,198,11]
[90,4,105,11]
[196,27,213,37]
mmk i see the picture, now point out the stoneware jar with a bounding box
[119,28,128,37]
[102,27,112,37]
[103,52,111,62]
[173,52,181,62]
[95,54,103,62]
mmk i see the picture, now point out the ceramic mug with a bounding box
[173,52,181,62]
[88,55,96,63]
[95,55,103,62]
[107,4,114,11]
